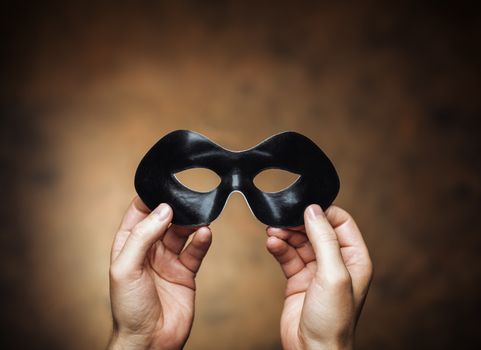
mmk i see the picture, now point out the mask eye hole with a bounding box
[173,167,221,193]
[253,168,300,193]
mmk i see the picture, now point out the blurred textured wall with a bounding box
[1,1,480,349]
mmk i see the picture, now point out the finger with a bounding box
[111,196,151,263]
[285,224,306,232]
[325,206,368,251]
[267,225,305,233]
[115,203,173,271]
[267,227,307,246]
[304,204,348,278]
[162,225,197,255]
[325,206,373,298]
[119,196,151,230]
[266,227,315,264]
[266,236,305,278]
[179,227,212,273]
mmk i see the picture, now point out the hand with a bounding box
[266,204,373,350]
[108,197,212,350]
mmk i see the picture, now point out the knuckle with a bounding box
[109,263,127,281]
[365,260,375,281]
[367,258,374,273]
[359,253,374,280]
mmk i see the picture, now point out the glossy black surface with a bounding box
[135,130,340,227]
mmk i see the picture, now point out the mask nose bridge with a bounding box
[231,171,242,190]
[219,158,257,222]
[224,153,251,192]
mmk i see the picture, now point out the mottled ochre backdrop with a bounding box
[1,1,480,349]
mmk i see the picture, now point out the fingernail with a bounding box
[153,203,170,220]
[307,204,323,219]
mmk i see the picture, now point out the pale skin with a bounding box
[108,197,373,350]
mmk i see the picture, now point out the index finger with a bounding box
[119,196,151,231]
[325,206,373,302]
[325,206,370,255]
[111,196,151,263]
[304,204,348,278]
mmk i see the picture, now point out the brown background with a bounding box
[1,1,480,349]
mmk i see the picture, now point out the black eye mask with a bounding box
[134,130,339,228]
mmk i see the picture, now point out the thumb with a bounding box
[114,203,172,273]
[304,204,349,279]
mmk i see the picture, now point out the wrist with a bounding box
[298,333,353,350]
[298,325,354,350]
[303,341,353,350]
[107,331,152,350]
